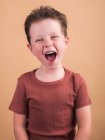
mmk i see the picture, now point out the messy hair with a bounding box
[24,6,67,44]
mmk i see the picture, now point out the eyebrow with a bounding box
[35,35,43,38]
[51,32,58,35]
[35,32,59,38]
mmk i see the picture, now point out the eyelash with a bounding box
[35,39,43,42]
[35,36,59,42]
[51,36,58,39]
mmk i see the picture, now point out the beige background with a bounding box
[0,0,105,140]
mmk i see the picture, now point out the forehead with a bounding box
[29,18,62,36]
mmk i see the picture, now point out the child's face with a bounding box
[27,18,69,67]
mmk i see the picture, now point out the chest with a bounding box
[26,82,76,113]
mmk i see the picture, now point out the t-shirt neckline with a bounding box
[31,68,69,86]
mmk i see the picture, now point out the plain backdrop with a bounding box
[0,0,105,140]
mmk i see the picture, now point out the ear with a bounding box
[65,36,69,47]
[27,43,32,52]
[27,43,35,56]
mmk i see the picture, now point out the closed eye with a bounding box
[35,39,43,42]
[51,35,59,39]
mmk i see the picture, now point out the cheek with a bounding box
[32,47,42,56]
[57,41,67,50]
[57,47,66,58]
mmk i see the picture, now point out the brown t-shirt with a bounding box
[9,68,91,140]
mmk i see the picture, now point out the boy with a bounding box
[9,6,92,140]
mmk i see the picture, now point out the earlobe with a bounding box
[27,43,32,52]
[27,43,35,56]
[65,36,69,47]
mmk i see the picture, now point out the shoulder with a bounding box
[17,69,36,83]
[65,68,85,81]
[65,68,87,90]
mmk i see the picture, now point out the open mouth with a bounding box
[45,51,57,61]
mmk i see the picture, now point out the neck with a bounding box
[39,63,64,74]
[35,64,65,82]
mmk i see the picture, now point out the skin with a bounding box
[27,18,69,82]
[14,18,92,140]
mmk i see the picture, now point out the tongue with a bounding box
[46,54,56,61]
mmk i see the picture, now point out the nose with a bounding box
[44,38,53,48]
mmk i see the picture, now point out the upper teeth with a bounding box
[45,51,55,55]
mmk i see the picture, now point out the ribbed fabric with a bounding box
[9,68,91,140]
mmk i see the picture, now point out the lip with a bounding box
[43,50,57,62]
[44,50,57,55]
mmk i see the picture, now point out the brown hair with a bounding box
[24,6,67,44]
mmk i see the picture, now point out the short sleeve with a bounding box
[9,78,28,115]
[74,73,91,109]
